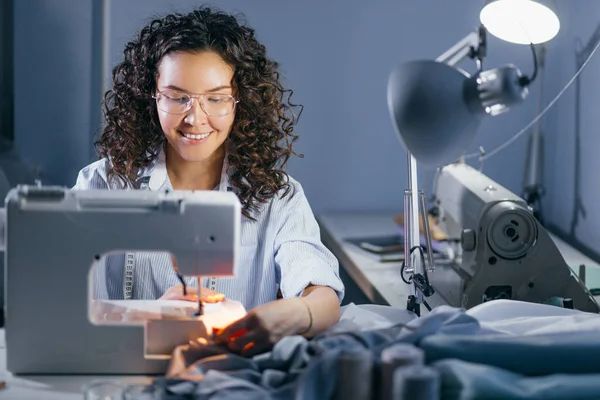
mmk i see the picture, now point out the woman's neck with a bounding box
[165,144,225,191]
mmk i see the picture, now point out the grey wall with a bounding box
[542,1,600,257]
[0,0,14,144]
[13,0,561,217]
[14,0,95,185]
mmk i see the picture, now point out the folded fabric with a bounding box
[434,359,600,400]
[146,301,600,400]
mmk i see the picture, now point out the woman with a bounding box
[74,6,344,356]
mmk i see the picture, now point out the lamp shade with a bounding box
[480,0,560,44]
[387,60,484,168]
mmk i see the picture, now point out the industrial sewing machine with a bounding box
[2,185,245,374]
[428,162,599,313]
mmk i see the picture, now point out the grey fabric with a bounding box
[145,304,600,399]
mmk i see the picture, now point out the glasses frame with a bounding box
[152,90,239,117]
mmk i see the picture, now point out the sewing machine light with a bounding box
[480,0,560,45]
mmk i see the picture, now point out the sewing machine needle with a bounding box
[196,276,204,317]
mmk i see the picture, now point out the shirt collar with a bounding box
[138,145,233,192]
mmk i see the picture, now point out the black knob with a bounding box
[461,229,476,252]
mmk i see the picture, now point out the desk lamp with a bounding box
[386,0,559,316]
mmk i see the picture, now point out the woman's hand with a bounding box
[159,284,224,303]
[213,298,311,357]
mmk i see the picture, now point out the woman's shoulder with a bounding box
[72,158,115,189]
[283,174,304,194]
[271,174,308,209]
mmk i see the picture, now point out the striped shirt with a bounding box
[73,148,344,310]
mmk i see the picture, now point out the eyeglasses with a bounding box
[153,89,239,117]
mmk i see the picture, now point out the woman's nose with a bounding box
[183,98,209,124]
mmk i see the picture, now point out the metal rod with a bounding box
[403,189,413,273]
[419,191,435,272]
[436,31,479,66]
[408,155,421,273]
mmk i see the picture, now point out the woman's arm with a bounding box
[213,285,340,356]
[297,285,341,337]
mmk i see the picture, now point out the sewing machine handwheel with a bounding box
[485,202,538,259]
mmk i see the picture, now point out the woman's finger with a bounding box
[159,285,225,303]
[214,313,257,345]
[226,329,265,354]
[200,288,226,303]
[240,335,272,358]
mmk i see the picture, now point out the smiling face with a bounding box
[155,51,236,166]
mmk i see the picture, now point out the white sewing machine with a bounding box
[429,162,599,313]
[2,185,246,375]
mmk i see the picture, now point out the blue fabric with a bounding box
[434,359,600,400]
[145,304,600,399]
[423,330,600,376]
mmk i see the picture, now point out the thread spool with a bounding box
[334,349,373,400]
[380,343,425,400]
[393,365,440,400]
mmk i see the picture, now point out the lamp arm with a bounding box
[436,25,487,69]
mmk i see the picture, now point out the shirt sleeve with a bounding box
[274,181,345,303]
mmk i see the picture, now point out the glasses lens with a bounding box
[201,94,235,117]
[156,91,190,114]
[156,91,236,116]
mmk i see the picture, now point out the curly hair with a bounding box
[95,6,303,219]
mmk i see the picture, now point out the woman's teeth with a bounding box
[183,132,211,140]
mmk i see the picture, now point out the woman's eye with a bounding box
[207,96,224,104]
[168,96,189,104]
